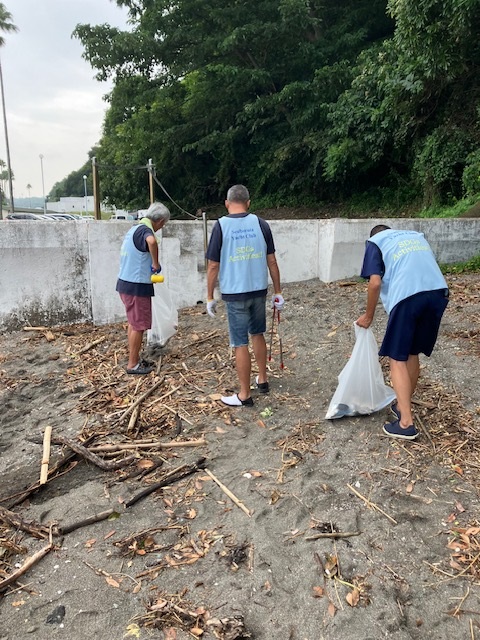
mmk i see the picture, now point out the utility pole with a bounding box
[147,158,155,204]
[83,174,88,214]
[39,154,46,215]
[92,157,101,220]
[0,57,14,214]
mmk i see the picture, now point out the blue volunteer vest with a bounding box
[369,229,447,313]
[118,226,152,284]
[218,214,268,295]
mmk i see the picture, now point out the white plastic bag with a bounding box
[147,284,178,347]
[325,323,396,419]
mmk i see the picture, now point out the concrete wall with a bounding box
[0,218,479,330]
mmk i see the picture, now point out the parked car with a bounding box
[5,212,53,221]
[43,213,78,221]
[110,212,134,221]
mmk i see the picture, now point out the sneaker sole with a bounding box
[382,425,418,440]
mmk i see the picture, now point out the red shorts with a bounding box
[119,293,152,331]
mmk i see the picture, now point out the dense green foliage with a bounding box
[54,0,480,212]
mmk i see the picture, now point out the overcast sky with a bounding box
[1,0,128,198]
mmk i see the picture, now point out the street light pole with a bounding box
[39,154,46,215]
[0,57,14,215]
[83,175,88,215]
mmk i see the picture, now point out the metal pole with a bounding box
[39,154,47,215]
[147,158,155,204]
[92,157,101,220]
[0,57,14,215]
[83,175,88,214]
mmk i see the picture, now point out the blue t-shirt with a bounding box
[360,242,385,279]
[116,225,155,297]
[206,213,275,301]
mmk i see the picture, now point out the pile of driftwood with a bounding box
[1,278,480,633]
[0,310,271,638]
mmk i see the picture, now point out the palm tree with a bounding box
[0,4,17,217]
[26,182,32,208]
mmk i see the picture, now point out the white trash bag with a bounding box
[147,284,178,347]
[325,323,396,420]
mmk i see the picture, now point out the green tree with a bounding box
[74,0,394,208]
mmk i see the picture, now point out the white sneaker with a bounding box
[220,393,254,407]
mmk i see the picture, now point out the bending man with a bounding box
[357,225,448,440]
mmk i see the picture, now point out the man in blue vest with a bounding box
[206,185,284,406]
[357,225,449,439]
[116,202,170,374]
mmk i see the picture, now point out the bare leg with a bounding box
[389,354,419,428]
[127,326,144,369]
[406,354,420,395]
[234,345,252,401]
[251,333,267,384]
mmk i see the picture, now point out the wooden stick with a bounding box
[347,483,397,525]
[23,326,49,332]
[76,335,107,355]
[416,413,435,450]
[58,509,117,535]
[204,468,252,517]
[118,377,164,422]
[39,426,53,485]
[127,405,141,432]
[0,543,54,592]
[51,435,134,471]
[305,531,362,540]
[124,458,207,509]
[0,505,50,539]
[412,398,436,409]
[3,436,96,509]
[88,438,206,453]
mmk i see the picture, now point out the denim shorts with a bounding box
[379,289,449,361]
[225,296,267,347]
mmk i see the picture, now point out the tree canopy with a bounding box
[64,0,480,212]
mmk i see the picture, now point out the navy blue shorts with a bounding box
[379,289,449,361]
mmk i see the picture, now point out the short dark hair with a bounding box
[370,224,390,237]
[226,184,250,203]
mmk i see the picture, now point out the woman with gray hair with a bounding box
[116,202,170,374]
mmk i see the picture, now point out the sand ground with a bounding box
[1,275,480,640]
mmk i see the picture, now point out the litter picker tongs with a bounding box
[268,307,284,369]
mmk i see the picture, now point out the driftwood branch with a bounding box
[3,435,96,509]
[347,483,397,525]
[124,457,207,508]
[306,531,362,541]
[51,435,134,471]
[0,505,50,539]
[76,335,107,355]
[204,468,252,517]
[58,509,118,536]
[118,377,165,423]
[88,438,206,453]
[0,543,54,593]
[39,425,53,485]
